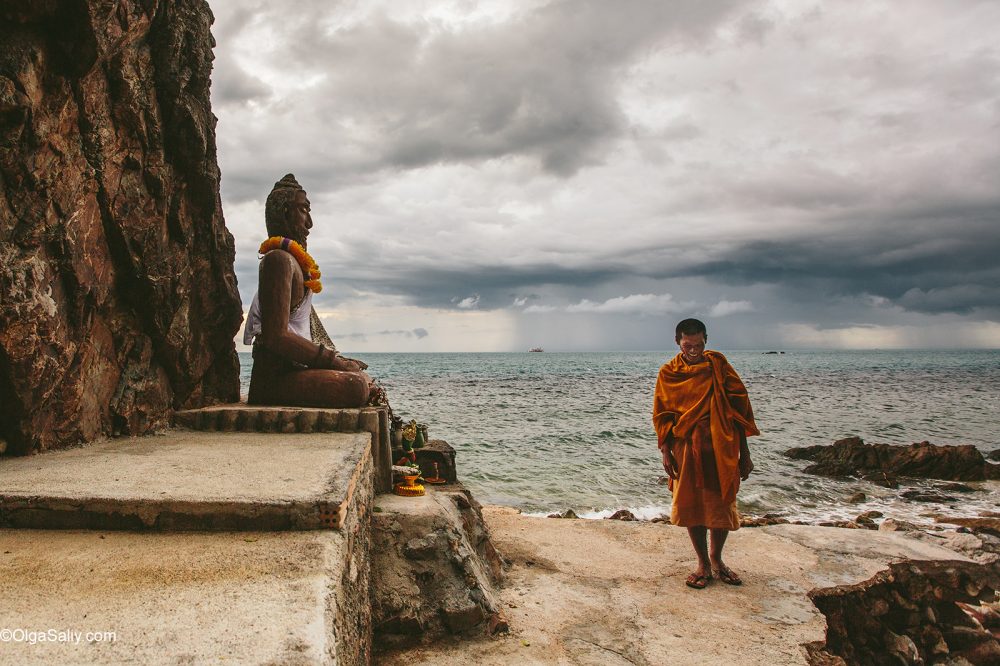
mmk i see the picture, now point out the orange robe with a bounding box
[652,351,759,529]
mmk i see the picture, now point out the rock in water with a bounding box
[548,509,579,519]
[878,518,918,532]
[0,0,242,454]
[784,437,1000,483]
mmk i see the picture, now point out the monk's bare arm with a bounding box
[257,251,356,370]
[737,424,754,479]
[659,429,679,479]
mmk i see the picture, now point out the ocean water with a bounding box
[239,350,1000,524]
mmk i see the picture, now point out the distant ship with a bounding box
[528,347,544,352]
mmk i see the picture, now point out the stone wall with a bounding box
[804,559,1000,665]
[0,0,241,455]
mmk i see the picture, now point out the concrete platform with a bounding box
[0,528,369,665]
[0,430,371,531]
[175,403,393,493]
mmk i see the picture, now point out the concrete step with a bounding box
[0,527,371,665]
[175,404,392,492]
[0,427,378,664]
[0,430,372,531]
[174,404,385,434]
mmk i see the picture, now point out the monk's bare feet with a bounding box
[712,563,743,586]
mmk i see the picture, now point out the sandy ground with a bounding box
[387,506,969,666]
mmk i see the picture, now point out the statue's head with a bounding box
[265,173,312,245]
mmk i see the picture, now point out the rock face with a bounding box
[0,0,241,454]
[785,437,1000,484]
[372,487,506,651]
[804,560,1000,665]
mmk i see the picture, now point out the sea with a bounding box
[239,350,1000,525]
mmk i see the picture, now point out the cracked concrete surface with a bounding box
[0,430,370,530]
[390,508,969,666]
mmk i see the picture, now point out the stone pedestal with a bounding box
[174,403,393,493]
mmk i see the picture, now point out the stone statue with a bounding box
[244,174,371,407]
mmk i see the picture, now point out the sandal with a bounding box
[685,572,711,589]
[713,565,743,586]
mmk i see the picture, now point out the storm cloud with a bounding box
[211,0,1000,351]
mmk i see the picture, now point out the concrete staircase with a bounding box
[0,404,391,665]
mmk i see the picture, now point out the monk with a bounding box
[652,318,759,589]
[244,174,371,407]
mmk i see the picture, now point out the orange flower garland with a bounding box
[258,236,322,293]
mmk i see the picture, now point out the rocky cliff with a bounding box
[0,0,241,455]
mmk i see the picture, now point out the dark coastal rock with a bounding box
[817,520,863,529]
[548,509,579,519]
[855,511,882,529]
[845,492,867,504]
[784,437,1000,485]
[935,517,1000,538]
[0,0,242,455]
[607,509,637,521]
[803,559,1000,666]
[784,444,829,460]
[878,518,918,532]
[935,482,979,493]
[740,513,789,528]
[988,449,1000,462]
[858,471,899,489]
[900,489,958,503]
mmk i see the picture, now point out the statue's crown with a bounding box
[272,173,302,192]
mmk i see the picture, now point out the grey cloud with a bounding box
[212,0,742,200]
[374,329,430,339]
[211,58,269,106]
[330,329,429,341]
[898,285,1000,315]
[330,263,624,312]
[208,4,272,106]
[215,0,1000,349]
[329,332,367,342]
[677,214,1000,315]
[320,201,1000,319]
[735,11,775,45]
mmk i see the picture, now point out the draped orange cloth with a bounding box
[652,351,759,521]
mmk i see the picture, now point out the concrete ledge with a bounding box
[174,404,382,434]
[0,431,371,531]
[0,529,352,665]
[175,404,393,493]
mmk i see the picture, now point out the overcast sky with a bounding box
[209,0,1000,352]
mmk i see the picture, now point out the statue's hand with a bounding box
[340,356,368,371]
